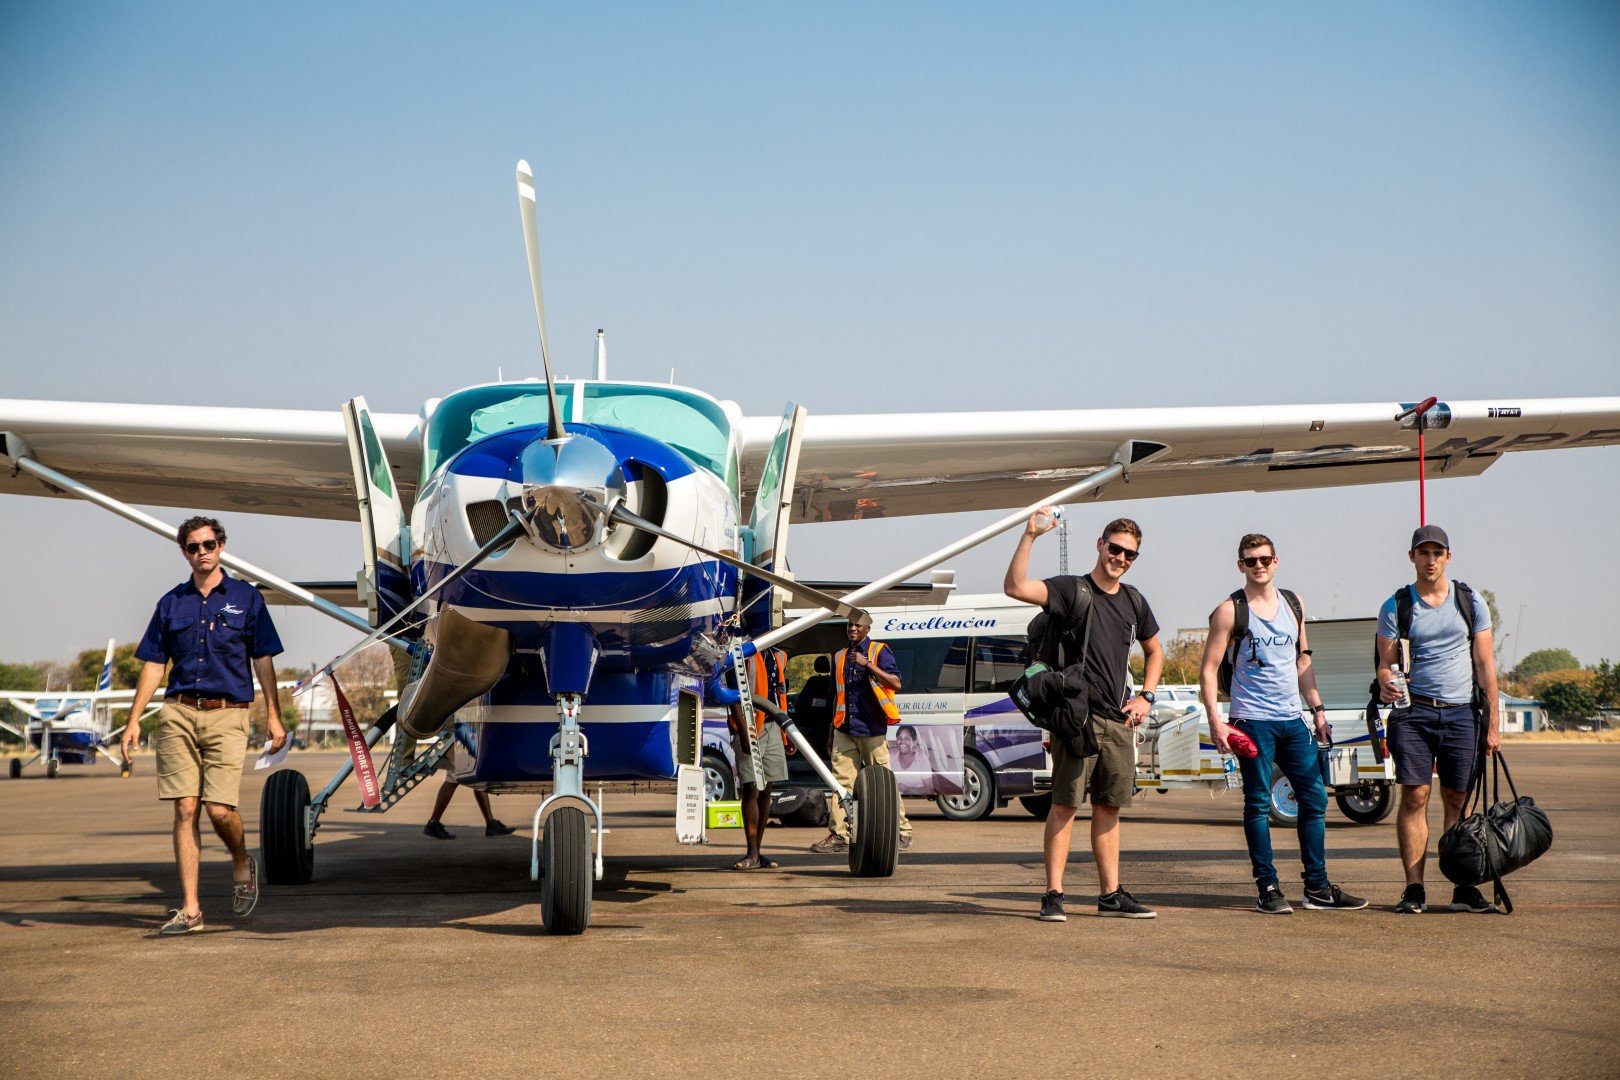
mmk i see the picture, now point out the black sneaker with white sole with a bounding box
[1394,883,1427,914]
[1097,888,1156,919]
[1039,890,1066,922]
[1302,883,1368,910]
[1256,884,1292,914]
[1450,884,1499,913]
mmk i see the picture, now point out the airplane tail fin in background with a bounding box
[97,638,116,692]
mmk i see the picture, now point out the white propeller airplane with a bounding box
[2,161,1617,933]
[0,640,157,778]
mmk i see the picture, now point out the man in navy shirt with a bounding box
[122,516,286,935]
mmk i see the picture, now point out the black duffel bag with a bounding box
[1438,750,1553,914]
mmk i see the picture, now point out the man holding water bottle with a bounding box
[1199,534,1366,914]
[1376,524,1501,914]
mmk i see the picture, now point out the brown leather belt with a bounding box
[169,693,249,710]
[1407,691,1467,710]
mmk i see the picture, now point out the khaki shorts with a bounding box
[155,702,251,807]
[1050,714,1137,808]
[731,721,789,787]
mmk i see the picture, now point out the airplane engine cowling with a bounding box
[398,608,511,739]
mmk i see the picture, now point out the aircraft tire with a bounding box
[935,753,996,821]
[8,758,20,779]
[45,757,60,779]
[541,806,592,935]
[848,764,899,878]
[1335,783,1394,825]
[261,769,315,885]
[1019,793,1053,820]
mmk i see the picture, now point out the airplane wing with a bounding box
[740,397,1620,521]
[0,399,419,521]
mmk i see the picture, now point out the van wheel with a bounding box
[701,751,735,802]
[1019,794,1053,820]
[1267,766,1300,829]
[1335,784,1394,824]
[935,754,995,821]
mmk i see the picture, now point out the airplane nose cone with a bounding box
[517,435,626,552]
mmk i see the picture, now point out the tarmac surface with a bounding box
[2,743,1617,1078]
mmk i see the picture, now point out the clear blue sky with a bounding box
[2,2,1617,674]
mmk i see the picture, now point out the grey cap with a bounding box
[1410,524,1450,551]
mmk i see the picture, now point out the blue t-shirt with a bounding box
[1228,597,1301,723]
[135,570,284,702]
[1376,582,1490,705]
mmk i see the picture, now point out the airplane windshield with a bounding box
[582,384,732,481]
[421,384,576,484]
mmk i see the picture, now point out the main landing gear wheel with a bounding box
[848,764,899,878]
[8,758,21,779]
[541,806,593,935]
[261,769,315,885]
[936,754,996,821]
[1268,765,1299,829]
[1335,783,1394,824]
[45,757,60,779]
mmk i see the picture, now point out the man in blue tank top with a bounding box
[1199,534,1367,914]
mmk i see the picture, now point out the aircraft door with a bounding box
[342,397,413,630]
[743,403,807,636]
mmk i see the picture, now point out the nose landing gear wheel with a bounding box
[45,757,60,779]
[848,764,899,878]
[541,805,592,935]
[260,769,315,884]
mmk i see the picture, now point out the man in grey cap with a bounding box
[1375,524,1501,914]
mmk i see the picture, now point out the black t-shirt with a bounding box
[1042,573,1159,721]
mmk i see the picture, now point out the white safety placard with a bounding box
[675,763,706,845]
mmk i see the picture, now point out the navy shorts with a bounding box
[1388,702,1478,792]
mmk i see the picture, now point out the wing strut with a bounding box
[0,434,383,638]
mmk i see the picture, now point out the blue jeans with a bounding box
[1233,718,1328,890]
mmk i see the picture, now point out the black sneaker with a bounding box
[485,819,516,837]
[1097,888,1156,919]
[1039,890,1066,922]
[1450,884,1499,913]
[1394,883,1426,914]
[423,820,454,840]
[1302,883,1369,911]
[1256,884,1292,914]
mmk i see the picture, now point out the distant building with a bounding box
[1500,694,1545,734]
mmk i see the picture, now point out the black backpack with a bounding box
[1215,588,1303,697]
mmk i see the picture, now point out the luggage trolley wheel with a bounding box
[848,764,900,878]
[260,769,315,885]
[540,805,592,935]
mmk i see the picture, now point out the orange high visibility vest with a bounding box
[832,640,900,729]
[731,647,789,739]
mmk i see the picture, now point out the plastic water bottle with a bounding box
[1390,666,1411,709]
[1033,506,1063,530]
[1222,754,1241,790]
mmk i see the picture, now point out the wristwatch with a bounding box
[1140,690,1156,704]
[1310,704,1326,714]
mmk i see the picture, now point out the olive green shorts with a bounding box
[1050,714,1137,808]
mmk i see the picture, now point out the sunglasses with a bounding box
[183,539,221,555]
[1240,555,1276,569]
[1104,541,1139,562]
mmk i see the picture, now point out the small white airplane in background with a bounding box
[0,640,157,778]
[2,160,1617,933]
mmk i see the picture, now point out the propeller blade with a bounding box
[610,505,869,624]
[515,160,566,439]
[296,511,530,696]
